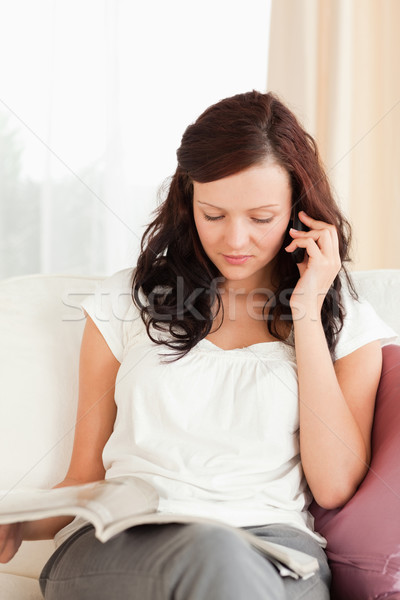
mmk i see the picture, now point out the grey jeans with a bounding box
[40,522,331,599]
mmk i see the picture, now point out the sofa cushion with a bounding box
[0,573,42,600]
[310,344,400,600]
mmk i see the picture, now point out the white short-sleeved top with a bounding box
[55,267,397,548]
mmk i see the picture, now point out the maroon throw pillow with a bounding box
[309,344,400,600]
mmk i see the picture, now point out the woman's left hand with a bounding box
[285,211,342,316]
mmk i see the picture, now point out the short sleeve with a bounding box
[80,267,142,362]
[334,281,398,361]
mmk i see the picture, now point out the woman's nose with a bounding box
[224,220,251,250]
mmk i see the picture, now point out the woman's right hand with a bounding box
[0,523,23,563]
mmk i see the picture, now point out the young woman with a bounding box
[1,91,396,599]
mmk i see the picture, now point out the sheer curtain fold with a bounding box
[268,0,400,270]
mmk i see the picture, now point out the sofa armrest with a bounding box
[310,344,400,600]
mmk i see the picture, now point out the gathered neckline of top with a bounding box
[200,338,285,351]
[195,334,295,360]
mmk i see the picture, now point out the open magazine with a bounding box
[0,476,319,580]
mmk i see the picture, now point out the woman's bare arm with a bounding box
[286,211,382,509]
[294,316,381,509]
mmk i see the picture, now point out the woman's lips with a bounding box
[223,255,252,265]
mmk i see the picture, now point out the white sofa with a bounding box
[0,270,399,600]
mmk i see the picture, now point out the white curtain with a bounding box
[0,0,272,279]
[267,0,400,271]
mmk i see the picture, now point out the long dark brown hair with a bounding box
[132,90,357,362]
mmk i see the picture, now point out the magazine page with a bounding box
[0,476,159,530]
[0,477,318,579]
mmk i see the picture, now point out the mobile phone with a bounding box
[290,211,309,264]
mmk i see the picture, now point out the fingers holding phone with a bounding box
[285,211,341,311]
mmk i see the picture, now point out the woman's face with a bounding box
[192,161,292,293]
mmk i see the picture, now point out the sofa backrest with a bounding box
[0,274,101,490]
[350,269,400,341]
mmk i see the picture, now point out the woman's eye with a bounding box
[204,214,223,221]
[204,214,273,224]
[252,217,273,224]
